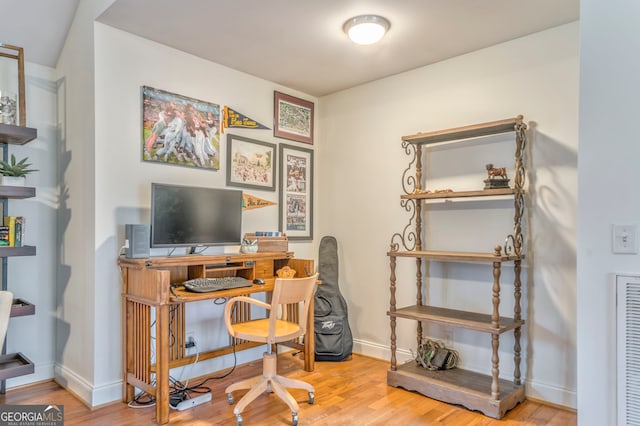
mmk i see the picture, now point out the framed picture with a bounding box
[279,144,313,240]
[226,134,276,191]
[274,91,314,145]
[141,86,221,170]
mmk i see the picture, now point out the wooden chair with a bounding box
[225,273,319,426]
[0,291,12,345]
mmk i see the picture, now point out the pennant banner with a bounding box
[222,106,270,133]
[243,193,276,211]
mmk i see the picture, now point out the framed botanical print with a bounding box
[273,91,314,145]
[279,144,313,240]
[226,134,276,191]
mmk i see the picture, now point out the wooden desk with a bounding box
[118,252,314,424]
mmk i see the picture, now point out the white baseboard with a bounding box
[54,363,122,407]
[526,378,577,409]
[353,338,413,364]
[353,338,577,410]
[54,363,94,404]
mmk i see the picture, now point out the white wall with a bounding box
[4,62,58,388]
[92,23,317,402]
[318,22,579,408]
[577,1,640,425]
[53,0,114,405]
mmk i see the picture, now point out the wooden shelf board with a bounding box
[10,298,35,317]
[0,124,37,145]
[402,116,523,145]
[402,188,517,200]
[0,245,36,257]
[388,249,521,263]
[388,305,523,334]
[0,352,34,380]
[388,362,525,419]
[0,185,36,198]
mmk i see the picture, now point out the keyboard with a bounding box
[181,276,253,293]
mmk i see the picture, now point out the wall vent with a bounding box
[617,274,640,426]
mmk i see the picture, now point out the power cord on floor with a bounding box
[128,307,243,410]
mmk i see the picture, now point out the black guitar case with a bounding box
[314,236,353,361]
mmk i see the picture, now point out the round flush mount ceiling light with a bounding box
[343,15,390,45]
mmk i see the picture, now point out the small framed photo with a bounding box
[279,144,313,240]
[274,91,314,145]
[226,134,276,191]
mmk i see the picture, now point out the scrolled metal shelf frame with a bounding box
[504,120,527,257]
[390,141,421,252]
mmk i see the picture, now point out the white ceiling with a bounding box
[2,0,579,97]
[0,0,79,67]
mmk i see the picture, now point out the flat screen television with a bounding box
[150,183,243,249]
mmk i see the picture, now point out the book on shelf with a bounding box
[15,216,23,247]
[0,226,8,246]
[2,216,25,247]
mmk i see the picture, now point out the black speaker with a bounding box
[125,224,150,258]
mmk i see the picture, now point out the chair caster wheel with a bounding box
[235,414,243,426]
[227,393,234,405]
[308,391,315,404]
[292,413,298,426]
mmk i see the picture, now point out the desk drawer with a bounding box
[254,260,274,278]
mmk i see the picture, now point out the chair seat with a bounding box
[230,319,302,343]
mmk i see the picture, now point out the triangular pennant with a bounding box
[222,106,270,133]
[243,193,276,211]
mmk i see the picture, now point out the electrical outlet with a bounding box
[185,332,196,355]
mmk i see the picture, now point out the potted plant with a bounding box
[0,154,37,186]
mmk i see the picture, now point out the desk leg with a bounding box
[122,298,134,403]
[304,296,315,372]
[156,304,170,424]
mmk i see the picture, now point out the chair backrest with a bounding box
[0,291,13,345]
[268,273,318,343]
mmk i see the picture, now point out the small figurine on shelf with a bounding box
[484,163,510,189]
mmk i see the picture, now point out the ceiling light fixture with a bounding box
[343,15,390,45]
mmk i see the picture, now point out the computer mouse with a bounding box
[253,278,265,285]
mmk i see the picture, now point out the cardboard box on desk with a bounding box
[244,233,288,252]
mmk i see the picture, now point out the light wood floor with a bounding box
[0,353,575,425]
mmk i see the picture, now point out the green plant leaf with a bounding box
[0,155,38,177]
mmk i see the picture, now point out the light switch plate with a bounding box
[613,224,638,254]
